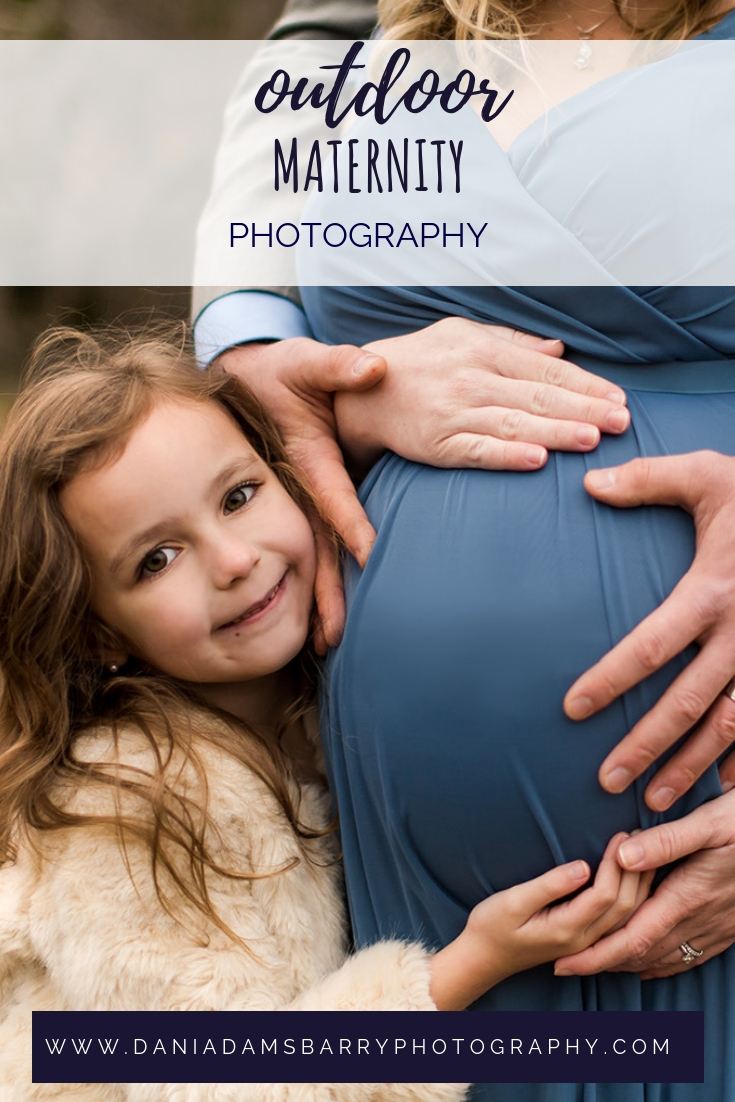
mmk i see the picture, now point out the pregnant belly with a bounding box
[326,389,731,929]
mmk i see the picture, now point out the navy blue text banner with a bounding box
[33,1011,703,1084]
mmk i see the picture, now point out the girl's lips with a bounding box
[216,573,287,631]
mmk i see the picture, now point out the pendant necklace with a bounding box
[558,2,615,67]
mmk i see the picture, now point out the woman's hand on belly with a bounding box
[563,450,735,810]
[554,789,735,978]
[335,317,630,476]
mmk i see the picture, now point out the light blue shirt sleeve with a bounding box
[193,291,314,368]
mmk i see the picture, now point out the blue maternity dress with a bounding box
[302,15,735,1101]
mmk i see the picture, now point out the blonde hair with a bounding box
[0,326,326,941]
[378,0,728,41]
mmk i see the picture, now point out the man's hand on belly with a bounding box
[563,450,735,810]
[336,317,630,475]
[216,338,387,652]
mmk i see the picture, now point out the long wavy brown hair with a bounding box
[378,0,728,41]
[0,326,326,943]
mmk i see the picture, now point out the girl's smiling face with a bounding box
[60,399,317,691]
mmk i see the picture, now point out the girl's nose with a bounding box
[209,534,260,588]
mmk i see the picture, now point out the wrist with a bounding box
[334,391,386,477]
[429,928,506,1011]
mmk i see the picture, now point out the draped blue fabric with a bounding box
[303,14,735,1101]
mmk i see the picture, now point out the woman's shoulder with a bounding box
[696,4,735,37]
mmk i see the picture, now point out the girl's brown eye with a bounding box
[224,483,256,515]
[142,547,177,575]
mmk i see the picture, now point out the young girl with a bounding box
[0,327,647,1102]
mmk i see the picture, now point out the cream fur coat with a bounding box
[0,721,468,1102]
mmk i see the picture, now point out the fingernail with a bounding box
[569,860,589,881]
[554,966,573,976]
[353,535,374,569]
[648,786,676,811]
[541,338,564,349]
[585,468,616,491]
[722,780,735,793]
[526,447,546,467]
[618,839,645,869]
[605,389,627,404]
[352,352,381,378]
[601,766,632,793]
[576,426,599,447]
[606,408,630,432]
[566,694,594,720]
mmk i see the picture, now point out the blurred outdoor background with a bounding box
[0,287,194,421]
[0,0,284,40]
[0,1,288,409]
